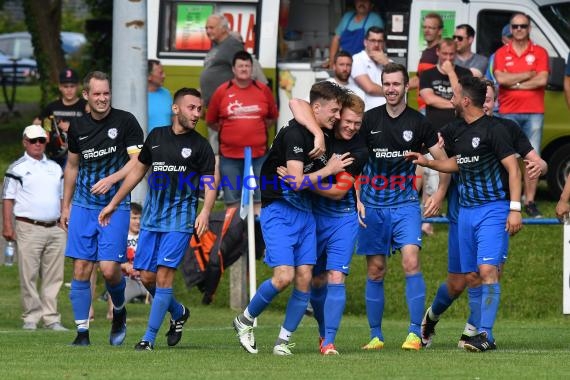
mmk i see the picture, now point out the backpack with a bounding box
[181,208,247,304]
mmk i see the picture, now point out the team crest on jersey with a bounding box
[107,128,118,139]
[403,130,413,142]
[181,148,192,158]
[525,54,536,65]
[293,146,303,154]
[472,137,480,148]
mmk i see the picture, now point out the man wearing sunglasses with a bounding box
[2,125,67,332]
[453,24,488,78]
[493,12,549,218]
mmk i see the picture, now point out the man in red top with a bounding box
[206,50,278,215]
[494,12,549,218]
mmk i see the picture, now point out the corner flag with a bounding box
[240,147,256,219]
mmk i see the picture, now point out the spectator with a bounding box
[33,68,88,168]
[2,125,67,331]
[328,0,384,65]
[326,50,365,100]
[147,59,173,133]
[485,25,512,85]
[453,24,489,78]
[351,26,389,111]
[106,202,148,320]
[200,14,244,194]
[420,39,473,130]
[206,51,278,215]
[409,12,443,96]
[228,31,268,85]
[494,12,549,218]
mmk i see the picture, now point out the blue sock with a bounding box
[480,283,500,342]
[405,272,426,336]
[106,276,126,311]
[467,286,482,329]
[247,279,280,318]
[169,297,184,320]
[310,285,327,338]
[431,282,456,316]
[144,284,181,318]
[365,278,384,340]
[70,279,91,332]
[323,283,346,346]
[142,287,173,344]
[282,288,310,333]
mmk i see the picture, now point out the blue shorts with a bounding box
[65,205,129,262]
[260,200,316,267]
[313,213,358,276]
[458,201,509,273]
[447,221,461,273]
[219,154,266,205]
[134,230,191,272]
[356,203,422,256]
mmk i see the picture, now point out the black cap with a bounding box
[59,68,79,84]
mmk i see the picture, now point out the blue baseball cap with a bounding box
[501,24,512,38]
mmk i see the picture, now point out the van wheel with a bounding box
[546,144,570,199]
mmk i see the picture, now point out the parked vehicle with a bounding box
[0,50,37,85]
[0,31,86,60]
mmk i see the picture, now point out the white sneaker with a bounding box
[22,322,37,330]
[233,316,258,354]
[273,342,295,356]
[45,322,69,331]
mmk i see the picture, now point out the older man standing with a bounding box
[2,125,67,331]
[494,12,549,218]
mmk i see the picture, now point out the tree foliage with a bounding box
[22,0,66,108]
[80,0,112,76]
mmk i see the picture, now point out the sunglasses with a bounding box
[452,35,465,42]
[27,137,47,144]
[511,24,529,30]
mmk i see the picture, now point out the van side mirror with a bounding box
[547,57,565,91]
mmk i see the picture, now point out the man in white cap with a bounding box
[2,125,67,331]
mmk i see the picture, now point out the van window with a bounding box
[476,10,559,58]
[476,10,511,57]
[539,2,570,49]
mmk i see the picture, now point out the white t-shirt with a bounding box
[325,77,365,102]
[350,50,387,111]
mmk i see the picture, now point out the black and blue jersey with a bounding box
[138,126,215,232]
[360,105,438,207]
[441,116,516,207]
[67,108,143,210]
[311,133,368,216]
[260,120,315,211]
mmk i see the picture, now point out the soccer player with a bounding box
[61,71,144,346]
[232,81,352,356]
[284,92,369,355]
[420,79,546,349]
[98,88,216,351]
[356,63,449,351]
[407,76,523,352]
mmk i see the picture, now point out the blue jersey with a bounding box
[67,108,143,210]
[138,126,215,232]
[441,116,515,207]
[360,105,438,208]
[260,120,315,211]
[311,132,368,216]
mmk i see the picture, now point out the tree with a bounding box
[22,0,66,108]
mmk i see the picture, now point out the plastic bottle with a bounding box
[4,241,15,266]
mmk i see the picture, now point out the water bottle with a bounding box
[4,241,15,266]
